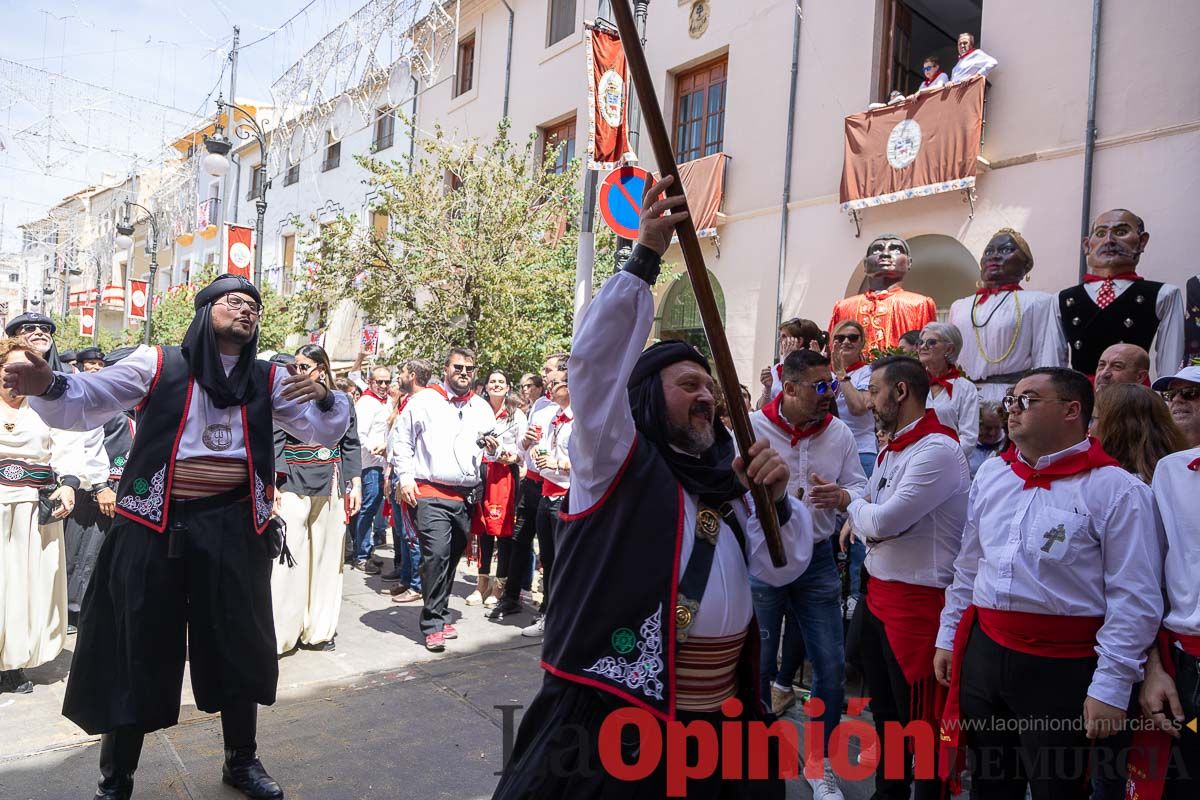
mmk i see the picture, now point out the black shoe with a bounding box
[380,568,406,583]
[0,669,33,694]
[299,639,336,652]
[353,559,381,575]
[486,598,523,620]
[223,748,284,799]
[95,729,143,800]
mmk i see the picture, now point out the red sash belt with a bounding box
[940,606,1102,790]
[866,577,948,734]
[471,462,517,538]
[1126,627,1200,800]
[541,477,568,498]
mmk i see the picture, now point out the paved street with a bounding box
[0,551,878,799]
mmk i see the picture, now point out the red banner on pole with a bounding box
[226,224,254,280]
[80,306,95,337]
[360,325,379,355]
[585,25,633,171]
[128,280,148,320]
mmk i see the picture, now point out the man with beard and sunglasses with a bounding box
[1058,209,1184,378]
[810,356,969,800]
[492,176,816,799]
[2,275,350,800]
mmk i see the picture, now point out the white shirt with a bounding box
[836,363,877,455]
[539,405,573,491]
[64,426,111,491]
[949,290,1069,404]
[28,346,350,458]
[0,401,79,505]
[926,377,980,457]
[849,415,970,588]
[919,72,950,91]
[1152,446,1200,638]
[484,405,528,465]
[391,386,495,489]
[937,439,1164,710]
[1055,279,1185,377]
[750,410,867,542]
[355,391,390,470]
[568,270,816,637]
[521,398,557,477]
[951,49,998,82]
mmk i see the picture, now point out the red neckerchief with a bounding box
[999,437,1120,490]
[761,394,833,446]
[429,384,474,407]
[975,283,1022,301]
[959,47,977,59]
[927,366,963,398]
[552,409,573,426]
[1189,457,1200,471]
[865,285,900,302]
[878,410,959,466]
[842,360,867,373]
[362,389,386,403]
[494,405,508,420]
[921,69,945,87]
[1083,272,1142,283]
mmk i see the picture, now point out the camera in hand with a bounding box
[476,428,500,449]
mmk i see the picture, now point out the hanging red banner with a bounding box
[128,280,148,320]
[585,25,634,171]
[361,325,379,355]
[80,307,95,337]
[226,224,254,280]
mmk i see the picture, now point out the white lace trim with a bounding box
[116,464,167,523]
[253,472,271,528]
[584,605,665,702]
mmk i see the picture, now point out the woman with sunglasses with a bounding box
[917,322,979,457]
[270,345,363,654]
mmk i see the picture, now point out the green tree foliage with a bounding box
[51,313,130,355]
[296,120,584,377]
[145,267,300,351]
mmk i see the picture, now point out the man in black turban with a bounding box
[493,177,816,800]
[5,312,67,371]
[4,274,351,800]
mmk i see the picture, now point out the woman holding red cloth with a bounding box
[466,371,526,608]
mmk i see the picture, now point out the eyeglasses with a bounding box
[1002,394,1069,413]
[917,339,946,349]
[450,364,477,374]
[797,378,839,396]
[833,333,861,343]
[217,295,263,316]
[372,377,392,385]
[1162,386,1200,403]
[17,323,53,335]
[295,363,315,373]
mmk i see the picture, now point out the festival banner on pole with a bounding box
[839,76,985,212]
[585,24,634,171]
[128,280,148,320]
[360,325,379,355]
[226,224,254,280]
[80,307,95,337]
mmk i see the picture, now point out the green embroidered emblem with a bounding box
[114,455,127,467]
[132,478,149,496]
[611,628,636,655]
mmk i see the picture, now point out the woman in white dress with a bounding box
[0,339,77,694]
[917,321,979,456]
[948,228,1068,404]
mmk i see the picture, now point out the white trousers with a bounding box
[0,500,67,671]
[271,492,345,654]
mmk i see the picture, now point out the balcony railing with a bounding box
[197,197,221,228]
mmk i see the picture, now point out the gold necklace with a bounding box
[973,290,1022,364]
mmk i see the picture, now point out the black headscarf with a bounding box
[181,275,262,409]
[627,340,744,506]
[5,312,66,372]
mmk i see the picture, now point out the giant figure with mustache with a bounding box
[1058,208,1185,377]
[829,235,937,355]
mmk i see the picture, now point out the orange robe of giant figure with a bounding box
[829,236,937,354]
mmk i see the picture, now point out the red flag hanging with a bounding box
[128,280,148,320]
[80,307,95,337]
[226,224,254,280]
[585,25,634,170]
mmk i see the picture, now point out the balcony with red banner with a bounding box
[68,285,126,310]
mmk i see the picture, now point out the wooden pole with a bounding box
[610,0,786,567]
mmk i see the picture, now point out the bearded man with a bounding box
[829,235,937,355]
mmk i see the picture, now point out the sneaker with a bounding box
[770,683,796,715]
[424,632,445,652]
[392,589,422,603]
[520,616,545,638]
[354,559,381,575]
[844,595,859,621]
[806,758,845,800]
[380,568,406,583]
[486,598,523,620]
[442,624,458,640]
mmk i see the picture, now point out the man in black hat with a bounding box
[492,177,816,799]
[4,312,67,371]
[3,274,350,800]
[76,346,106,374]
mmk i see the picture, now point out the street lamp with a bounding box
[203,94,269,292]
[116,200,160,345]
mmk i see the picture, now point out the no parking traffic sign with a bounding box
[598,166,651,239]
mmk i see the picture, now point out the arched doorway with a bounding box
[655,270,726,360]
[840,234,978,317]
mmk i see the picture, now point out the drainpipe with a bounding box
[773,3,803,359]
[1078,0,1102,280]
[501,1,514,119]
[409,74,418,171]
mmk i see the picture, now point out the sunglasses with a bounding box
[372,378,392,385]
[1162,386,1200,403]
[17,324,53,335]
[295,363,315,373]
[450,364,477,374]
[1002,395,1069,413]
[923,64,936,71]
[795,379,839,396]
[917,339,946,349]
[832,333,861,343]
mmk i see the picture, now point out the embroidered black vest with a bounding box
[540,435,762,722]
[1058,280,1162,374]
[114,346,276,534]
[1186,276,1200,366]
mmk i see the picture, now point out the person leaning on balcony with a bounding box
[917,54,949,92]
[950,32,998,83]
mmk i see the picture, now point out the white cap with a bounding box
[1152,365,1200,391]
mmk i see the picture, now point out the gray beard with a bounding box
[666,419,715,455]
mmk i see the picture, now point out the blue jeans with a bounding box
[391,490,423,593]
[848,452,875,598]
[352,467,385,562]
[752,539,845,753]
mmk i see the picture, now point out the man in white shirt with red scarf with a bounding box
[350,364,392,573]
[935,367,1164,798]
[812,355,969,800]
